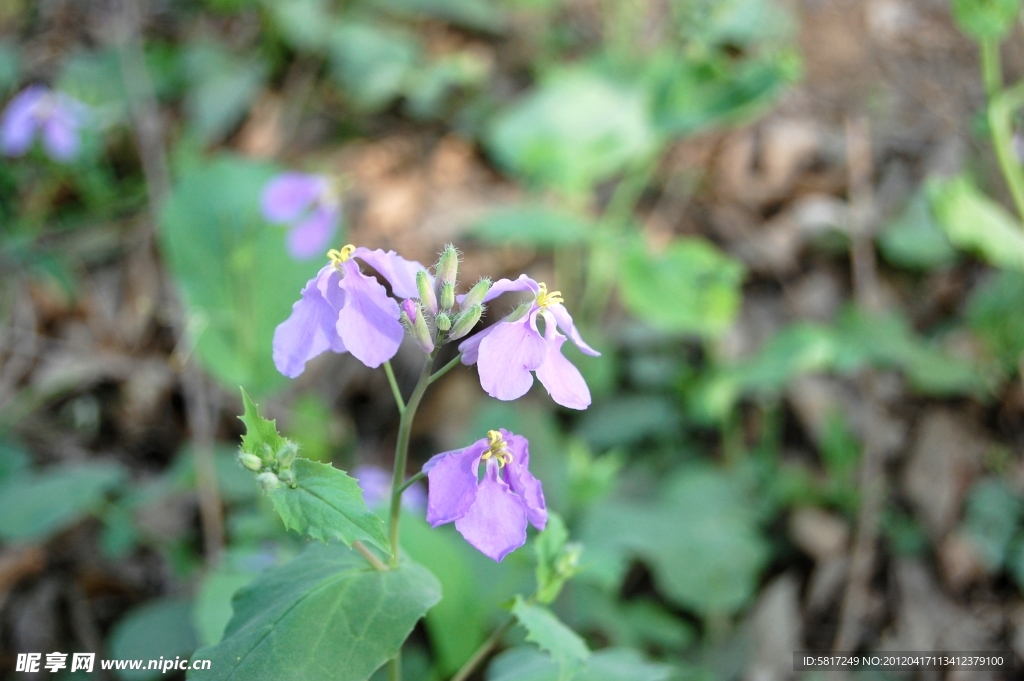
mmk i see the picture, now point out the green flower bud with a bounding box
[277,441,298,469]
[461,278,491,310]
[448,304,482,340]
[439,281,455,310]
[435,312,452,331]
[435,244,459,291]
[257,471,280,491]
[258,443,276,466]
[503,300,533,324]
[278,468,297,488]
[238,451,263,472]
[403,299,434,353]
[416,270,438,315]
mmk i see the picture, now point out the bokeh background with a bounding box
[2,0,1024,679]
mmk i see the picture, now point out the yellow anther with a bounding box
[327,244,356,267]
[483,430,514,467]
[535,282,563,309]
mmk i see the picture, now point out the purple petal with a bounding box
[273,266,347,378]
[0,86,45,157]
[458,323,496,365]
[353,247,429,300]
[286,205,338,260]
[548,302,600,357]
[462,274,539,305]
[476,313,546,401]
[335,260,404,368]
[425,440,488,526]
[261,173,327,223]
[534,313,591,410]
[501,431,547,530]
[41,114,79,162]
[454,461,528,562]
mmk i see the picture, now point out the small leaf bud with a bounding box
[257,471,280,491]
[258,443,276,466]
[435,244,459,291]
[461,278,491,310]
[278,468,297,488]
[277,441,298,469]
[439,281,455,311]
[435,312,452,331]
[238,451,263,472]
[448,305,482,340]
[416,270,438,315]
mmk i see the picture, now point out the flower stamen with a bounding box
[535,282,563,309]
[482,429,514,467]
[327,244,356,268]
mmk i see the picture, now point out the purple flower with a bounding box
[261,173,341,260]
[423,429,546,561]
[353,465,426,513]
[1,85,89,162]
[458,275,600,410]
[272,244,428,375]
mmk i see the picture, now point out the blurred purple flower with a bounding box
[273,245,428,375]
[1,85,89,162]
[261,173,341,260]
[458,275,599,410]
[423,429,546,562]
[353,465,425,514]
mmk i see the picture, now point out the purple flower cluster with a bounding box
[273,244,425,375]
[423,429,546,561]
[1,85,89,162]
[272,242,598,560]
[261,173,342,260]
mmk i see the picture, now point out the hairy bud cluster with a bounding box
[400,244,490,352]
[238,439,299,490]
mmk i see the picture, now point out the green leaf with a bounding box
[512,596,590,679]
[576,396,681,449]
[0,440,30,485]
[239,388,287,458]
[929,175,1024,270]
[376,0,504,32]
[265,0,334,51]
[193,562,261,646]
[189,543,441,681]
[581,467,768,615]
[951,0,1021,39]
[110,599,198,680]
[183,45,267,144]
[877,189,957,270]
[0,462,126,542]
[328,22,420,112]
[473,206,593,247]
[486,68,656,194]
[648,53,793,137]
[967,269,1024,372]
[401,513,491,674]
[963,478,1021,570]
[534,513,576,604]
[620,239,744,336]
[160,156,319,396]
[488,647,673,681]
[270,459,390,551]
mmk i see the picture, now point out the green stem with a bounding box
[428,353,463,385]
[981,38,1003,97]
[981,38,1024,225]
[354,541,388,571]
[389,655,401,681]
[387,352,436,567]
[396,471,426,495]
[449,616,516,681]
[383,360,405,414]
